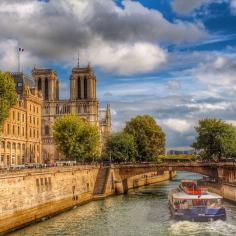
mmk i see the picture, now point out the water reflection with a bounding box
[9,172,236,236]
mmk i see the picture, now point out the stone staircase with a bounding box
[93,167,109,196]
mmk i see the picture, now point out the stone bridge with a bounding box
[111,162,236,193]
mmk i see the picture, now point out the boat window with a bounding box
[207,199,222,208]
[192,199,207,206]
[174,199,191,209]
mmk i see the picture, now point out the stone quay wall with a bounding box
[200,181,236,202]
[0,165,172,234]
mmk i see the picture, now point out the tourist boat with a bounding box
[168,180,226,221]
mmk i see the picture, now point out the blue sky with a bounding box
[0,0,236,149]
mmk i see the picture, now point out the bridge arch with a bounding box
[113,164,219,180]
[112,163,224,193]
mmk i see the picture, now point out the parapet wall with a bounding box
[0,166,100,234]
[0,166,172,234]
[200,181,236,203]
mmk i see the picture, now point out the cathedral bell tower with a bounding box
[32,67,59,101]
[70,62,96,101]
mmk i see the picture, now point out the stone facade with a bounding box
[32,64,111,163]
[0,73,42,166]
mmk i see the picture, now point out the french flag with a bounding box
[19,48,24,52]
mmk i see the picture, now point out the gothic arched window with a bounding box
[56,104,59,114]
[84,76,87,99]
[45,78,49,100]
[38,78,42,91]
[77,77,81,99]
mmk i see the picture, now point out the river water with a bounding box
[9,172,236,236]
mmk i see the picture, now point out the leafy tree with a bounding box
[192,118,236,160]
[0,71,17,129]
[53,114,100,161]
[124,115,165,161]
[104,132,137,163]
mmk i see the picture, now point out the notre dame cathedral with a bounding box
[32,63,111,163]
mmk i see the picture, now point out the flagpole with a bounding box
[18,49,20,72]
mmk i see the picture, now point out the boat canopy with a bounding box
[173,191,223,200]
[180,180,207,195]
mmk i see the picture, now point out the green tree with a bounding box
[124,115,165,161]
[104,132,137,163]
[0,71,17,129]
[192,118,236,160]
[53,114,100,161]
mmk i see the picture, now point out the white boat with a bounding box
[168,180,226,221]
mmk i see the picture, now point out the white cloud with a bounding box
[171,0,211,15]
[0,0,207,74]
[166,80,181,90]
[231,0,236,13]
[194,55,236,88]
[83,41,167,75]
[226,120,236,126]
[171,0,229,15]
[161,118,193,132]
[185,102,230,111]
[0,39,39,72]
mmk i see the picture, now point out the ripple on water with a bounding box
[169,220,236,236]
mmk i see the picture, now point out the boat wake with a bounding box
[169,220,236,236]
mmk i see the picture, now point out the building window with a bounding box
[1,154,4,162]
[45,105,50,114]
[17,143,21,150]
[1,141,4,149]
[7,142,11,150]
[45,125,49,136]
[12,111,15,120]
[17,155,21,164]
[11,154,15,164]
[12,143,16,151]
[22,114,24,123]
[7,155,10,165]
[22,127,25,136]
[7,124,10,135]
[18,126,20,136]
[13,125,15,135]
[18,112,20,121]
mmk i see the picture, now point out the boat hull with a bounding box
[169,203,226,222]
